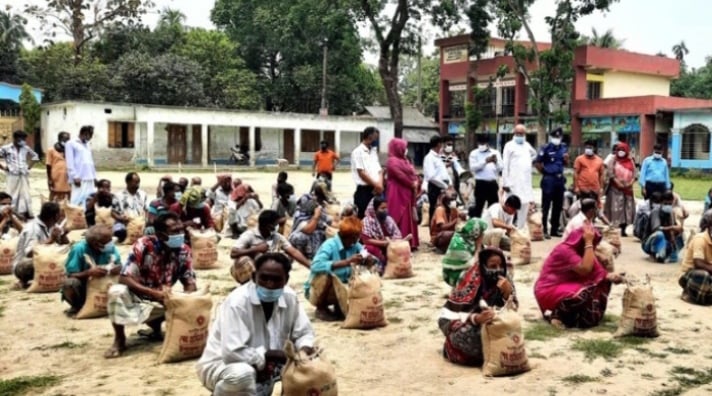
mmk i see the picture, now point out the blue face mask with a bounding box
[166,233,184,249]
[102,242,114,253]
[256,285,284,303]
[662,205,673,214]
[371,139,379,148]
[514,136,525,145]
[191,202,205,210]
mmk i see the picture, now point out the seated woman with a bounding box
[534,225,625,329]
[642,191,684,263]
[288,187,331,259]
[680,211,712,305]
[441,207,488,287]
[305,217,376,321]
[227,181,263,238]
[361,197,411,273]
[430,193,460,253]
[439,248,515,366]
[146,180,181,234]
[85,179,128,243]
[172,186,215,232]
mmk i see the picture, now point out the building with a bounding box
[435,35,712,161]
[364,106,439,166]
[669,108,712,169]
[41,101,393,168]
[0,82,43,147]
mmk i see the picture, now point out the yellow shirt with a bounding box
[681,232,712,275]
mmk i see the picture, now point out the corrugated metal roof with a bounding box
[365,106,438,129]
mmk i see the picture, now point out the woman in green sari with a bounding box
[441,209,488,287]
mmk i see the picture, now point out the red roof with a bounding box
[574,46,680,78]
[434,34,551,51]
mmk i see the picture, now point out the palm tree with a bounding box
[158,7,186,30]
[672,41,689,62]
[0,11,31,50]
[588,28,625,49]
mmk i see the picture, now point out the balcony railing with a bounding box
[500,104,515,117]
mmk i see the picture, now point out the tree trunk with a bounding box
[71,0,85,65]
[379,53,403,138]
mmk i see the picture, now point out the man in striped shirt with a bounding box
[0,130,39,219]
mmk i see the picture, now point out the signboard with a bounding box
[449,84,467,92]
[448,122,465,135]
[498,121,514,134]
[444,45,468,64]
[581,117,612,133]
[476,79,516,89]
[613,116,640,133]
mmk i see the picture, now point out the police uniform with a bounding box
[536,128,568,237]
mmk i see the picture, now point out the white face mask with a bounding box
[478,144,488,151]
[584,148,594,156]
[514,136,525,144]
[550,138,561,146]
[653,153,662,160]
[404,148,408,157]
[444,145,453,154]
[617,150,626,158]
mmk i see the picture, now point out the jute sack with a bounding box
[212,207,228,233]
[615,276,659,338]
[420,203,430,227]
[231,256,255,285]
[483,228,506,249]
[0,237,18,275]
[75,254,118,319]
[342,266,387,329]
[189,229,220,270]
[308,274,349,315]
[63,203,87,231]
[158,286,213,363]
[95,207,115,227]
[281,218,294,238]
[247,212,259,230]
[481,298,531,377]
[595,241,616,273]
[527,212,544,242]
[125,216,146,245]
[384,240,413,279]
[281,340,338,396]
[602,226,622,253]
[510,230,531,266]
[27,244,70,293]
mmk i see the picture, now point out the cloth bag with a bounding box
[308,274,349,315]
[281,340,338,396]
[95,207,115,227]
[158,286,213,363]
[602,226,622,254]
[0,237,18,275]
[189,229,220,270]
[124,215,146,245]
[27,244,70,293]
[615,276,659,338]
[384,240,414,279]
[509,230,531,266]
[342,266,387,329]
[481,297,531,377]
[595,241,617,273]
[76,254,119,319]
[420,203,430,227]
[231,256,255,285]
[527,212,544,242]
[63,202,88,231]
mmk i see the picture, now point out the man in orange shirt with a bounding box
[573,140,605,199]
[312,140,339,181]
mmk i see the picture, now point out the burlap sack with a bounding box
[63,203,87,231]
[481,298,531,377]
[595,241,616,273]
[483,229,507,249]
[95,207,115,227]
[247,212,259,229]
[189,229,220,270]
[27,244,70,293]
[158,286,213,363]
[527,212,544,242]
[602,226,622,253]
[125,216,146,245]
[0,237,18,275]
[281,340,338,396]
[231,256,255,285]
[281,218,294,238]
[615,277,659,338]
[342,267,387,329]
[384,240,413,279]
[75,254,118,319]
[510,230,531,266]
[212,208,226,233]
[420,203,430,227]
[308,274,349,315]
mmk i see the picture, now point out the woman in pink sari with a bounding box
[534,224,625,329]
[386,138,419,250]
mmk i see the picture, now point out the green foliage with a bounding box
[585,28,625,49]
[561,374,599,384]
[671,58,712,99]
[0,10,31,83]
[524,321,564,341]
[571,339,623,361]
[19,84,41,133]
[649,366,712,396]
[0,375,61,396]
[400,56,440,117]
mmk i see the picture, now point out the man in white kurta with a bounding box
[502,124,537,228]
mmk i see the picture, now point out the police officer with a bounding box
[535,128,569,239]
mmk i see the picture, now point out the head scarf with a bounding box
[562,225,601,254]
[180,186,203,207]
[230,183,250,201]
[444,247,513,313]
[388,138,407,159]
[614,142,635,171]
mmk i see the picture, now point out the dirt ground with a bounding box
[1,169,712,396]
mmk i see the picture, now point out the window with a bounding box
[501,86,515,116]
[681,124,711,160]
[587,81,602,100]
[107,122,135,148]
[478,87,496,117]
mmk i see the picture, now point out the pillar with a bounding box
[572,67,588,101]
[639,114,656,160]
[334,129,341,158]
[147,121,155,167]
[201,124,208,167]
[248,126,256,167]
[439,80,450,134]
[514,73,527,124]
[294,128,301,166]
[571,117,582,147]
[670,128,682,167]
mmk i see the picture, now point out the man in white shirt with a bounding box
[351,127,383,219]
[469,134,503,217]
[196,252,315,396]
[502,124,537,229]
[65,125,97,206]
[0,130,39,219]
[424,135,451,221]
[482,195,521,251]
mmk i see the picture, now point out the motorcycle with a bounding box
[230,145,250,165]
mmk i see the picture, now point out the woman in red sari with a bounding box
[386,138,419,250]
[604,142,637,237]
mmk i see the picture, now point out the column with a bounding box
[570,117,582,147]
[334,129,341,158]
[439,80,450,134]
[294,128,302,166]
[201,124,208,167]
[147,121,155,167]
[671,128,681,167]
[639,114,656,160]
[248,126,256,167]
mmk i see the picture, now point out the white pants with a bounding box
[199,361,277,396]
[71,180,96,206]
[514,203,531,229]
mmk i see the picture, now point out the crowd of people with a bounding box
[3,122,712,395]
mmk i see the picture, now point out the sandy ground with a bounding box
[1,169,712,396]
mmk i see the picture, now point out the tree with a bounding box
[588,28,624,49]
[25,0,155,64]
[672,58,712,99]
[0,10,31,83]
[672,41,689,62]
[400,55,440,118]
[19,84,41,134]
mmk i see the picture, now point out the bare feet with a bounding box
[550,319,566,330]
[104,340,126,359]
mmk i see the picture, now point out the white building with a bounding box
[40,101,396,167]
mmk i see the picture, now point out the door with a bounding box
[167,124,187,164]
[191,125,202,164]
[283,129,295,164]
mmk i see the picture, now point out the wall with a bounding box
[671,112,712,168]
[602,71,670,98]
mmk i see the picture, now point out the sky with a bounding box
[4,0,712,68]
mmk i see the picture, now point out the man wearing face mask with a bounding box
[642,191,683,263]
[197,252,315,396]
[85,179,129,243]
[0,130,39,220]
[62,225,121,315]
[66,125,97,206]
[535,128,569,239]
[424,135,452,222]
[502,124,537,229]
[313,140,339,181]
[351,127,383,219]
[46,131,71,202]
[469,134,503,217]
[105,212,197,359]
[573,140,605,200]
[639,144,671,200]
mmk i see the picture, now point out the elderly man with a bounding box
[66,126,97,206]
[502,124,537,229]
[0,130,39,219]
[61,225,121,315]
[197,252,315,395]
[105,212,197,358]
[119,172,148,218]
[13,202,69,289]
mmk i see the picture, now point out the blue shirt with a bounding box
[65,240,121,275]
[536,143,568,176]
[639,156,671,189]
[304,234,363,298]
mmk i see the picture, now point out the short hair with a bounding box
[580,190,599,201]
[13,130,27,139]
[0,192,11,202]
[477,134,489,144]
[662,191,674,202]
[125,172,139,184]
[96,179,111,188]
[86,225,112,244]
[320,140,328,145]
[429,135,442,148]
[649,191,663,204]
[258,210,281,227]
[581,198,597,213]
[162,180,177,196]
[39,202,61,222]
[504,195,522,210]
[584,140,596,147]
[276,182,293,197]
[341,203,358,218]
[278,171,288,182]
[57,131,70,140]
[255,252,292,275]
[154,212,180,235]
[339,216,363,239]
[617,136,627,143]
[79,125,94,135]
[653,144,663,151]
[362,127,379,141]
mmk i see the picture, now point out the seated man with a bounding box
[172,186,215,232]
[680,211,712,305]
[670,182,689,226]
[0,191,24,237]
[566,191,611,227]
[271,182,296,229]
[563,196,610,240]
[430,193,460,253]
[288,195,330,260]
[61,225,121,315]
[227,181,263,238]
[105,212,197,358]
[86,179,129,242]
[119,172,148,218]
[147,180,181,233]
[481,195,521,250]
[230,210,310,284]
[642,191,684,263]
[207,174,233,225]
[197,253,315,396]
[13,202,69,289]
